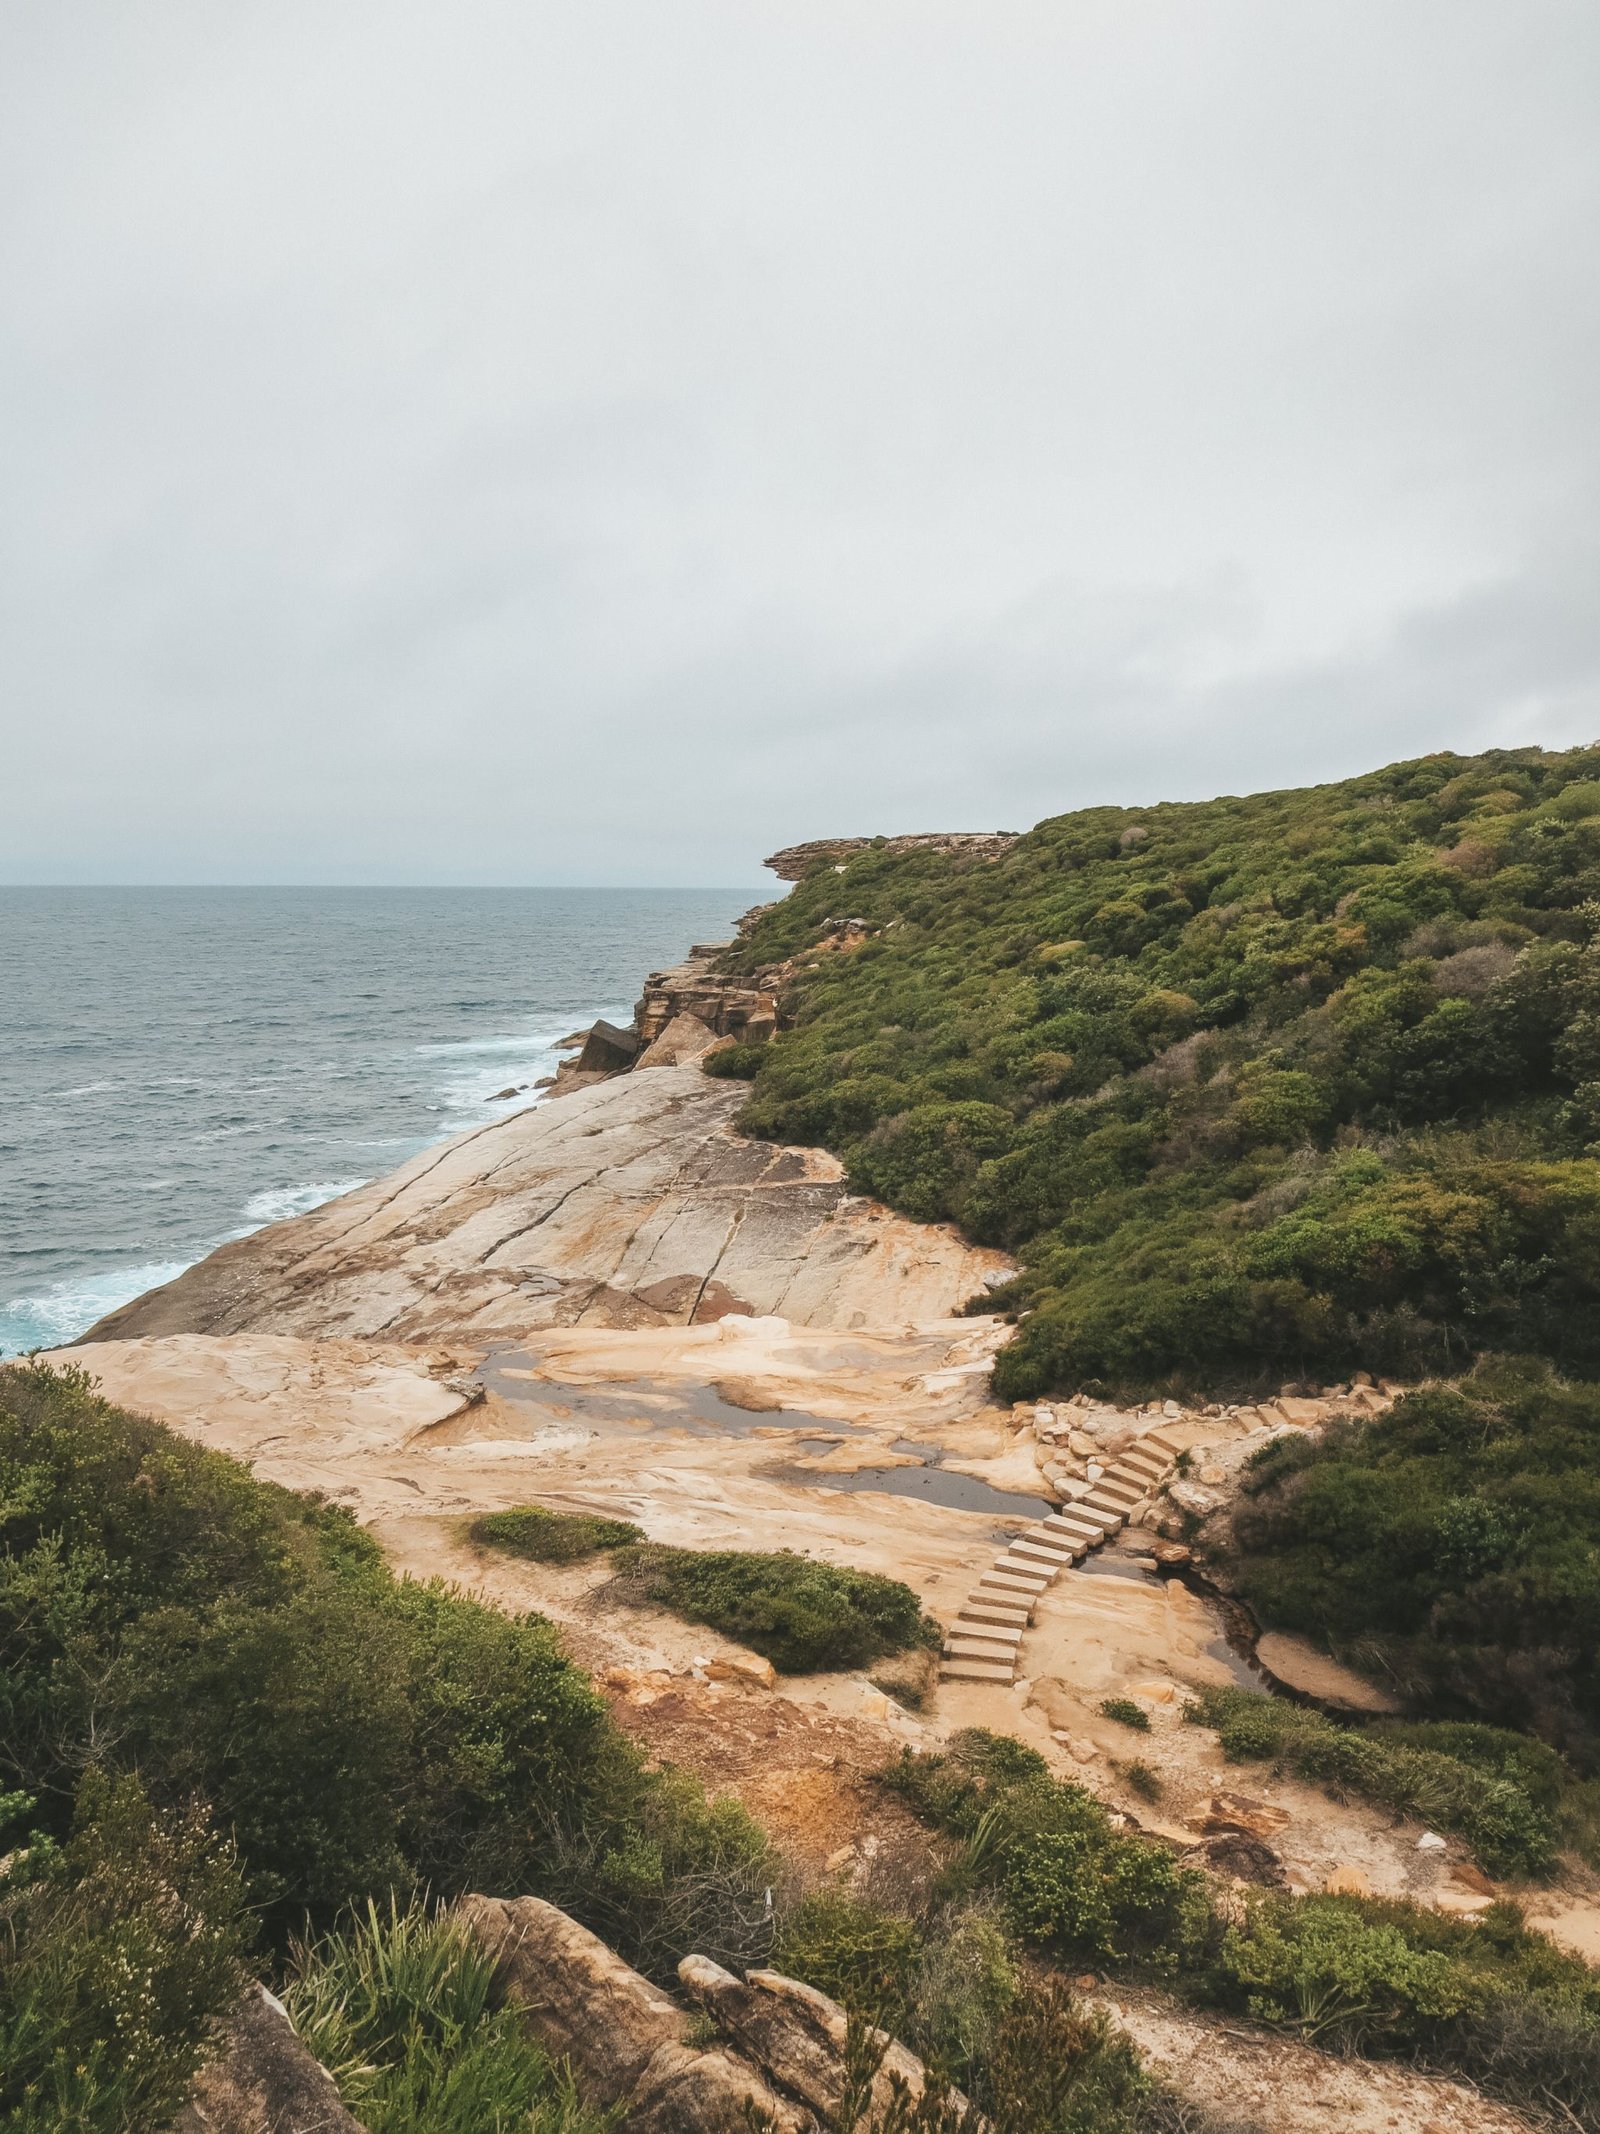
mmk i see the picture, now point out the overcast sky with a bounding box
[2,3,1597,885]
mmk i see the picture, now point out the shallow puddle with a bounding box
[474,1348,856,1440]
[770,1460,1054,1519]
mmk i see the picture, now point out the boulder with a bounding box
[456,1894,688,2104]
[626,2043,809,2133]
[635,1012,730,1070]
[173,1984,362,2134]
[678,1958,971,2128]
[706,1652,777,1689]
[575,1019,642,1074]
[1166,1479,1224,1519]
[454,1900,804,2128]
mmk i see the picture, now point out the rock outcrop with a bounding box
[634,942,787,1049]
[456,1894,970,2131]
[173,1984,361,2134]
[86,1066,1008,1344]
[763,833,1020,881]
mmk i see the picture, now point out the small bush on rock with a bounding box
[609,1544,940,1673]
[1101,1698,1152,1731]
[468,1504,644,1563]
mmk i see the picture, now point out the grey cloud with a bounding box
[1,2,1596,882]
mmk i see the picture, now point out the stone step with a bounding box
[1109,1465,1165,1493]
[1043,1514,1100,1544]
[1092,1477,1144,1506]
[976,1579,1045,1608]
[1119,1447,1172,1477]
[945,1635,1022,1662]
[939,1657,1016,1683]
[1077,1504,1127,1532]
[1013,1525,1078,1552]
[1030,1532,1086,1562]
[958,1599,1032,1626]
[1064,1503,1123,1531]
[1007,1539,1077,1569]
[1142,1429,1185,1455]
[949,1620,1024,1648]
[989,1555,1054,1584]
[978,1566,1045,1591]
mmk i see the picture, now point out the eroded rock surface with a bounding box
[457,1894,965,2131]
[173,1985,361,2134]
[87,1067,1007,1345]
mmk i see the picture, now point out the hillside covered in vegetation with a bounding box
[716,745,1600,1400]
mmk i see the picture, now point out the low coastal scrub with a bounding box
[1223,1361,1600,1764]
[0,1774,246,2133]
[1186,1687,1559,1880]
[874,1729,1600,2125]
[468,1503,644,1563]
[717,745,1600,1396]
[0,1360,781,2124]
[777,1888,1229,2134]
[286,1898,610,2134]
[1100,1697,1152,1731]
[609,1542,941,1674]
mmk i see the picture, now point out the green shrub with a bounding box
[1208,1889,1600,2120]
[881,1732,1201,1966]
[469,1504,644,1563]
[540,1765,777,1984]
[1213,1892,1484,2048]
[0,1773,247,2134]
[777,1888,926,2019]
[877,1727,1600,2126]
[610,1543,940,1673]
[286,1897,611,2134]
[1188,1687,1557,1879]
[1100,1698,1152,1731]
[1118,1760,1164,1804]
[778,1890,1155,2132]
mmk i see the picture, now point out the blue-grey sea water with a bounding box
[0,886,751,1357]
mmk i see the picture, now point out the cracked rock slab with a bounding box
[86,1069,1008,1345]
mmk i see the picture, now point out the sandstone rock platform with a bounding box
[86,1066,1008,1346]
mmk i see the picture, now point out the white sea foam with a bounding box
[238,1178,370,1229]
[422,1011,626,1134]
[0,1261,195,1358]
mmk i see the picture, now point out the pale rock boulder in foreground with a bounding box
[88,1066,1008,1345]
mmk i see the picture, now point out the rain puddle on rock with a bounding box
[770,1460,1054,1519]
[471,1348,860,1442]
[1076,1552,1162,1584]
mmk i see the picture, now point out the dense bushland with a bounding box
[872,1729,1600,2126]
[720,746,1600,1397]
[1222,1362,1600,1762]
[0,1361,778,2125]
[609,1542,941,1673]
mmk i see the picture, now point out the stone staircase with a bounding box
[939,1429,1183,1685]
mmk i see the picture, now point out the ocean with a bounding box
[0,886,753,1357]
